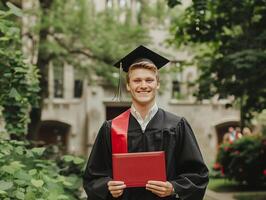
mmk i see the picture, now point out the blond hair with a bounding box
[126,61,159,83]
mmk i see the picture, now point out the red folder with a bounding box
[112,151,166,187]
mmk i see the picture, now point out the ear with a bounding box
[126,83,130,91]
[156,81,160,90]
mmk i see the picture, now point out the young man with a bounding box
[83,45,209,200]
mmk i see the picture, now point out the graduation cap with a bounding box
[114,45,169,72]
[113,45,169,101]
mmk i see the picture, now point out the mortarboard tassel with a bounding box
[113,62,123,102]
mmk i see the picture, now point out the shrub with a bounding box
[216,135,266,186]
[0,140,85,200]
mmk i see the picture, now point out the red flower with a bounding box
[224,146,231,152]
[263,169,266,176]
[234,150,240,155]
[221,166,225,176]
[213,162,221,170]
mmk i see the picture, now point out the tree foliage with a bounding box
[166,0,182,8]
[0,3,40,138]
[25,0,149,136]
[168,0,266,126]
[36,0,149,85]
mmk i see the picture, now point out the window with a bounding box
[74,69,83,98]
[54,64,64,98]
[43,68,49,98]
[172,80,181,99]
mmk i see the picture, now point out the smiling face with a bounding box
[126,65,160,107]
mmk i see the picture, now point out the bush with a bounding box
[0,140,85,200]
[215,136,266,186]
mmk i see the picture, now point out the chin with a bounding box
[134,97,154,105]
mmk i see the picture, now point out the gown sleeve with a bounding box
[83,121,113,200]
[170,118,209,200]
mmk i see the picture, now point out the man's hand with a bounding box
[146,181,174,197]
[107,181,126,198]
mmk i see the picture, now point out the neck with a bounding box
[132,100,155,119]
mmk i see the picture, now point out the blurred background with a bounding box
[0,0,265,199]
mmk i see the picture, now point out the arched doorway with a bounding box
[215,121,240,146]
[36,120,71,152]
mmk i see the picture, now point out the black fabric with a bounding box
[83,109,209,200]
[113,45,169,72]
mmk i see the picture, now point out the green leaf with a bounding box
[63,155,73,162]
[31,147,45,156]
[15,146,24,155]
[0,181,13,191]
[73,157,84,164]
[9,88,21,100]
[14,180,26,186]
[0,190,7,195]
[57,194,69,199]
[10,161,25,169]
[15,190,25,200]
[0,37,10,41]
[15,170,31,181]
[31,179,44,188]
[62,181,72,186]
[6,2,22,17]
[1,165,15,175]
[29,169,37,176]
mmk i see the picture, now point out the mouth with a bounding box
[137,91,150,94]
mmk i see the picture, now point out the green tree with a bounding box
[24,0,149,138]
[0,2,39,138]
[168,0,266,127]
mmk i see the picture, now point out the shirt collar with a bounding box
[130,103,158,132]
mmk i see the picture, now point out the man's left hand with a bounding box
[146,181,174,197]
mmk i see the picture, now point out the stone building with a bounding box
[21,0,239,166]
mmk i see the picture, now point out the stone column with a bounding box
[130,0,137,25]
[64,63,74,100]
[22,0,39,65]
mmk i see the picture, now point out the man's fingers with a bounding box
[108,184,126,191]
[146,183,166,192]
[111,190,124,198]
[146,187,165,195]
[146,181,173,198]
[108,181,125,186]
[107,181,126,198]
[147,180,167,187]
[111,189,123,195]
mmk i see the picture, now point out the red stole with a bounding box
[111,109,131,153]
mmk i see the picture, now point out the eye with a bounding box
[146,79,154,83]
[133,79,141,83]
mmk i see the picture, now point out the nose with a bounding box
[140,80,148,88]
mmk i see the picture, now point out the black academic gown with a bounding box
[83,109,209,200]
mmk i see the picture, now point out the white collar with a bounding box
[130,103,158,132]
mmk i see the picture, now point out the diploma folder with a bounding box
[112,151,166,187]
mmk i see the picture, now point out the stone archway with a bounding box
[36,120,71,152]
[215,120,240,146]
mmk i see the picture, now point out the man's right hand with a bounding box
[107,181,126,198]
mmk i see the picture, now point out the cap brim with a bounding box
[113,45,169,72]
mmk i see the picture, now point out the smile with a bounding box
[137,91,150,93]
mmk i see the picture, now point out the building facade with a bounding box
[20,0,240,166]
